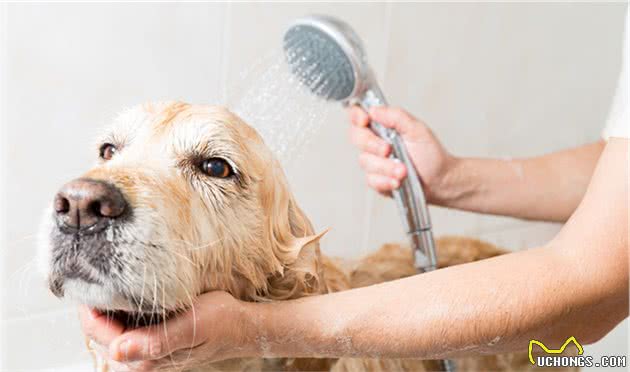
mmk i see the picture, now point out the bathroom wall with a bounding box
[0,2,627,370]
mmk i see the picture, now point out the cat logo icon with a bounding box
[528,336,583,365]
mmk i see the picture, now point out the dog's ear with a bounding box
[256,160,329,300]
[265,225,329,301]
[285,228,329,266]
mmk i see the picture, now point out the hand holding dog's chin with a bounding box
[80,291,258,371]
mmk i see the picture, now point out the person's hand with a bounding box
[79,291,254,371]
[348,106,455,201]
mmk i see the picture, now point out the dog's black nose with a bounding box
[54,178,127,231]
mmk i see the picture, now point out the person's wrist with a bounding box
[425,155,472,206]
[228,300,264,359]
[236,300,317,359]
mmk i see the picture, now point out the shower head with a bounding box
[283,15,375,102]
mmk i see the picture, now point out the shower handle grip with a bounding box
[359,91,438,272]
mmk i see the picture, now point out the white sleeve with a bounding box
[603,11,630,140]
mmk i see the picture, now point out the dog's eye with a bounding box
[201,158,233,178]
[99,143,117,160]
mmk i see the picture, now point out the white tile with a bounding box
[1,307,93,370]
[384,3,624,161]
[583,319,629,372]
[429,206,481,237]
[478,221,562,252]
[0,2,7,366]
[476,214,527,236]
[39,361,94,372]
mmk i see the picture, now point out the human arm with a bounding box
[246,140,626,359]
[92,139,627,367]
[349,106,605,222]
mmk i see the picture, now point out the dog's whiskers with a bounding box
[156,236,227,253]
[161,277,179,371]
[180,279,197,370]
[150,273,158,327]
[164,248,196,267]
[134,262,148,329]
[186,237,227,252]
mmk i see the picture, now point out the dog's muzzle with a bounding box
[48,178,129,297]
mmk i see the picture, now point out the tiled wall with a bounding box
[0,3,627,370]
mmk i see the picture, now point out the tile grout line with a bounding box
[0,2,7,368]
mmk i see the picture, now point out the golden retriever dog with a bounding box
[38,102,573,371]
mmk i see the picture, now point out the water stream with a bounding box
[223,51,332,168]
[223,47,377,256]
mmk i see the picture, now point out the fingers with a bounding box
[347,105,370,127]
[367,174,400,193]
[359,153,407,181]
[348,106,406,194]
[79,306,125,346]
[368,106,419,135]
[109,308,205,363]
[350,105,423,139]
[349,125,391,157]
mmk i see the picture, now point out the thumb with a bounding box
[109,310,205,362]
[368,106,418,135]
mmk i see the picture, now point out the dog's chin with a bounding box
[63,279,131,310]
[64,279,171,329]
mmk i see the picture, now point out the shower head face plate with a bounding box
[283,16,365,102]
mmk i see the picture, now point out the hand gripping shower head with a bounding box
[284,15,437,272]
[283,16,456,372]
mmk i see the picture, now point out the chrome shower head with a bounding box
[283,15,375,102]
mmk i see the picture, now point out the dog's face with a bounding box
[38,102,324,319]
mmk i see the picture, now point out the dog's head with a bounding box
[38,102,326,320]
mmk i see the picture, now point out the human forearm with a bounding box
[246,243,625,360]
[241,140,627,361]
[431,141,605,221]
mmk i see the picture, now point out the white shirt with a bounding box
[603,12,629,140]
